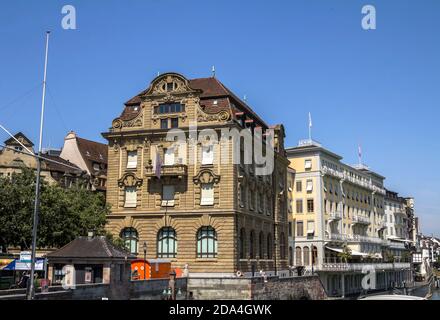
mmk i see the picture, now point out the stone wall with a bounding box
[187,276,327,300]
[0,276,327,300]
[251,276,327,300]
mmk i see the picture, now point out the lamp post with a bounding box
[143,241,147,280]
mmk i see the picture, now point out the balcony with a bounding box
[145,164,188,178]
[316,262,411,272]
[326,233,387,245]
[352,215,370,225]
[328,211,342,221]
[377,221,387,230]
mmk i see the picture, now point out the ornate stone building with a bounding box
[0,132,84,187]
[103,72,289,276]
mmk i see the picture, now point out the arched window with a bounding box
[295,247,302,265]
[312,246,318,265]
[197,226,217,258]
[249,230,255,259]
[280,232,286,260]
[259,231,264,259]
[267,233,273,260]
[239,228,246,259]
[120,227,138,254]
[157,227,177,258]
[303,247,310,266]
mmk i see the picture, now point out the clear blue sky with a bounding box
[1,0,439,235]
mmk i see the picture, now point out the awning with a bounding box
[325,247,343,253]
[0,259,14,270]
[351,250,369,257]
[388,237,413,243]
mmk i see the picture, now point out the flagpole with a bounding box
[26,31,50,300]
[308,112,312,141]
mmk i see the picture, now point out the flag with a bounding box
[308,112,313,128]
[154,146,162,179]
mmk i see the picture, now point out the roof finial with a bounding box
[211,65,216,78]
[243,94,247,102]
[157,71,160,77]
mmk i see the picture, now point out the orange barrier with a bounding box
[131,259,183,280]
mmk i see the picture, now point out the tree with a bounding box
[338,244,352,263]
[0,168,110,250]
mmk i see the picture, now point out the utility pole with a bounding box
[26,31,50,300]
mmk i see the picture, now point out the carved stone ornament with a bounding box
[118,173,143,188]
[113,139,120,152]
[197,107,231,123]
[193,169,220,185]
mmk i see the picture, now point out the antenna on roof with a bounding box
[358,143,362,165]
[211,65,216,78]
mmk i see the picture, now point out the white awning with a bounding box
[351,250,369,257]
[388,236,414,243]
[325,247,343,253]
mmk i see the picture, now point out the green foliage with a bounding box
[104,231,127,251]
[0,168,110,250]
[338,244,352,263]
[383,249,395,263]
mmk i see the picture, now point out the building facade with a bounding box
[0,132,83,187]
[384,189,412,260]
[103,73,289,276]
[59,131,108,192]
[286,139,412,297]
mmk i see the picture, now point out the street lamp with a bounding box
[143,241,147,280]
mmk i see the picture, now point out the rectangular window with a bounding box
[296,181,302,192]
[306,180,313,193]
[307,220,315,234]
[201,183,214,205]
[201,145,214,165]
[304,159,312,170]
[171,117,179,128]
[126,150,138,169]
[296,200,303,214]
[161,119,168,129]
[296,221,304,237]
[162,185,175,206]
[288,222,292,237]
[124,186,137,208]
[155,103,185,114]
[307,199,314,213]
[164,147,175,165]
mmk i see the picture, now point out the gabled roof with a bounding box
[123,75,269,128]
[46,236,135,260]
[42,154,82,175]
[75,136,108,173]
[4,132,34,147]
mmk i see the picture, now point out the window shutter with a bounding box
[124,186,137,208]
[202,145,214,165]
[127,151,138,169]
[164,147,175,165]
[306,180,313,192]
[162,185,175,206]
[201,183,214,205]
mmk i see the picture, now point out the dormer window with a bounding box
[154,103,185,114]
